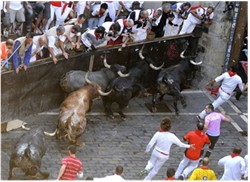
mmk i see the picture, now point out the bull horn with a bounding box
[180,49,186,58]
[190,60,202,65]
[139,45,145,60]
[103,55,111,68]
[44,129,57,136]
[117,70,130,77]
[85,72,93,84]
[149,62,164,70]
[21,122,30,131]
[98,88,112,96]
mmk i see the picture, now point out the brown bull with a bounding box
[45,73,110,146]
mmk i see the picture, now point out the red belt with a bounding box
[156,149,169,156]
[220,87,231,95]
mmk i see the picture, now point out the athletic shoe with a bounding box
[178,174,184,180]
[138,169,149,178]
[3,29,9,38]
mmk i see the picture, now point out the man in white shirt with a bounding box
[198,65,243,120]
[30,35,46,63]
[218,146,246,180]
[45,25,68,64]
[94,166,125,181]
[138,117,195,180]
[179,5,214,35]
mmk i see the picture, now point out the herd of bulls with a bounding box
[9,39,203,180]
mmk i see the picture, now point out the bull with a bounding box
[152,57,202,114]
[101,45,164,120]
[8,128,49,180]
[44,73,110,146]
[60,56,129,93]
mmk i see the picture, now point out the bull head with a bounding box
[103,55,130,77]
[139,45,164,70]
[85,72,112,96]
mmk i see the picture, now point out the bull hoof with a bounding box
[152,107,157,113]
[175,111,179,116]
[121,116,126,121]
[108,114,115,119]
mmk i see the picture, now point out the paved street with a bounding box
[1,89,248,180]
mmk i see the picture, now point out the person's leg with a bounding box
[204,135,219,158]
[174,156,189,178]
[45,5,55,31]
[144,150,169,180]
[41,2,51,32]
[15,8,25,36]
[182,159,199,179]
[23,3,33,32]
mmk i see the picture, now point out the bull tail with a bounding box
[21,122,31,131]
[44,129,57,136]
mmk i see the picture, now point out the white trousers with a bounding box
[164,23,180,37]
[144,149,169,180]
[174,155,199,179]
[199,88,231,119]
[179,15,201,35]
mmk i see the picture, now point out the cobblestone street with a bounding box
[1,90,248,180]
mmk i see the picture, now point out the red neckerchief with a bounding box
[165,177,174,180]
[231,153,240,158]
[61,2,69,15]
[159,129,168,132]
[123,19,127,28]
[195,129,205,136]
[94,30,100,40]
[206,85,220,96]
[228,71,237,77]
[51,1,62,7]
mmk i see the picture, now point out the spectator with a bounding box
[94,165,125,181]
[165,168,175,180]
[1,1,11,38]
[179,5,214,34]
[45,25,69,64]
[188,157,217,180]
[138,117,195,180]
[197,65,244,120]
[100,1,120,23]
[30,35,46,63]
[200,103,230,158]
[164,2,191,36]
[116,18,135,47]
[1,39,14,69]
[8,1,25,36]
[23,1,45,33]
[102,21,121,45]
[118,1,134,19]
[57,145,83,180]
[174,122,210,180]
[64,14,87,33]
[147,8,163,37]
[40,2,51,33]
[127,9,150,41]
[75,1,89,17]
[85,176,93,180]
[64,25,82,50]
[11,33,34,74]
[88,2,108,29]
[218,146,246,180]
[81,26,109,50]
[157,4,174,38]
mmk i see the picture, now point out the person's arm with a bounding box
[190,8,203,20]
[203,120,209,133]
[172,133,195,149]
[218,156,227,166]
[57,164,66,180]
[86,33,108,46]
[58,38,68,59]
[145,132,158,153]
[206,79,216,87]
[221,114,230,123]
[12,41,20,71]
[23,42,33,70]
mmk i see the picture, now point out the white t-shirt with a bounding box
[146,131,190,156]
[215,72,243,94]
[9,1,23,10]
[94,174,125,182]
[218,155,246,180]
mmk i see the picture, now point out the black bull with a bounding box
[101,46,164,119]
[8,128,49,180]
[152,59,202,114]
